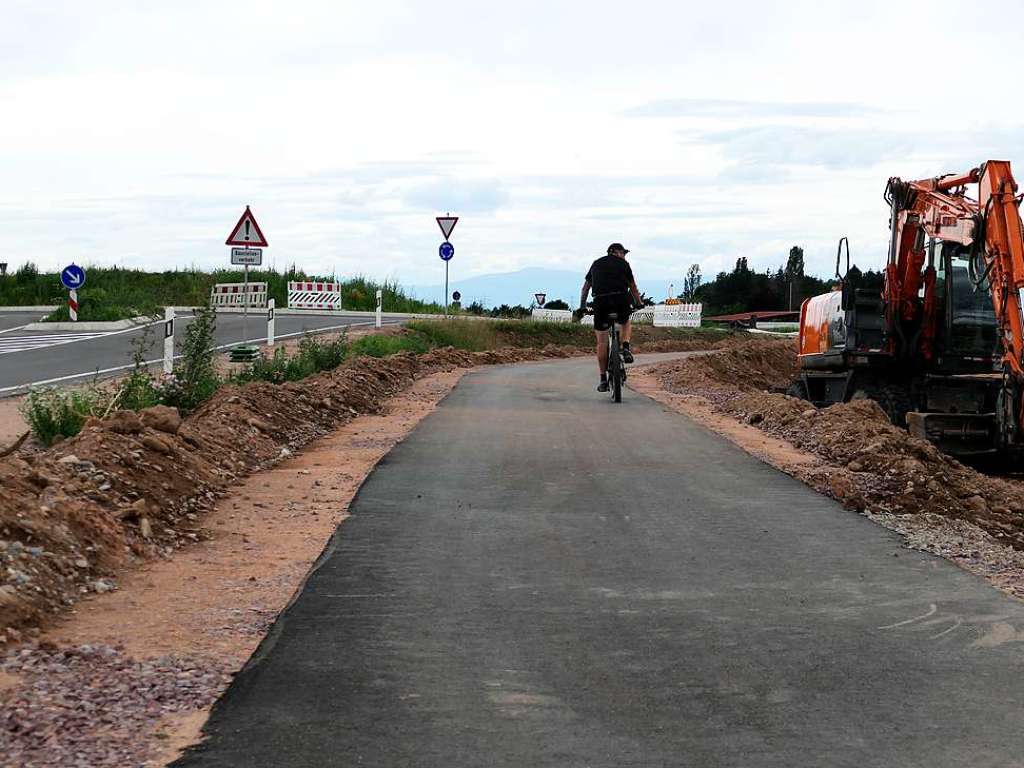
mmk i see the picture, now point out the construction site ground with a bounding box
[5,330,1024,765]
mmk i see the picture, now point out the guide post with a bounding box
[163,307,175,374]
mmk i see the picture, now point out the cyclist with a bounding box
[578,243,644,392]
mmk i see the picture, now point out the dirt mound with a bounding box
[648,347,1024,549]
[656,337,797,392]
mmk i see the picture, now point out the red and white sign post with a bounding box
[68,290,78,322]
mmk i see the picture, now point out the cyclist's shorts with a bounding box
[593,295,633,331]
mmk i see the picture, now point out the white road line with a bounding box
[0,318,165,357]
[0,319,397,396]
[0,324,31,336]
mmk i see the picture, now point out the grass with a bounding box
[405,319,499,351]
[0,263,443,319]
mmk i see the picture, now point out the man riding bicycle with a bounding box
[578,243,644,392]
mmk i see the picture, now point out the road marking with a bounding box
[0,324,31,336]
[0,332,112,355]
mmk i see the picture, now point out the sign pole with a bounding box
[444,260,449,318]
[69,289,78,322]
[242,263,249,342]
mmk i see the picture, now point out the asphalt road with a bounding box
[176,356,1024,767]
[0,311,400,394]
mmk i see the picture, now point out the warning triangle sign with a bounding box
[226,206,269,247]
[436,215,458,240]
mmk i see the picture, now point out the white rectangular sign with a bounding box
[231,247,263,266]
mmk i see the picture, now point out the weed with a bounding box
[19,387,108,446]
[348,334,429,358]
[166,305,220,412]
[405,319,498,351]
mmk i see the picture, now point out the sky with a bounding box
[3,0,1024,301]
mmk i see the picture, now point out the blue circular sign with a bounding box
[439,242,455,261]
[60,264,86,290]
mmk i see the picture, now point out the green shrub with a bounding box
[19,386,109,446]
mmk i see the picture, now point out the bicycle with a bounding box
[606,311,627,403]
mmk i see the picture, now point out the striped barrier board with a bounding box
[531,308,573,323]
[210,282,268,309]
[288,281,342,310]
[653,303,702,328]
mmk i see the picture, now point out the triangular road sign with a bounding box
[436,215,458,241]
[226,205,269,247]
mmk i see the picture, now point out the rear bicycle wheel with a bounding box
[610,345,623,403]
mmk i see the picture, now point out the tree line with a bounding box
[683,246,885,316]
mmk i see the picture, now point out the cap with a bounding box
[607,243,630,255]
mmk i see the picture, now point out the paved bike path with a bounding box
[178,356,1024,767]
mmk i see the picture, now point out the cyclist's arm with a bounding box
[629,279,643,307]
[579,279,591,311]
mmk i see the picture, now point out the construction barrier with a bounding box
[653,302,702,328]
[210,282,268,309]
[531,308,573,323]
[578,303,703,327]
[288,281,342,311]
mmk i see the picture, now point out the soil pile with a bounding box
[647,342,1024,549]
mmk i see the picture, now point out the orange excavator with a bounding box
[795,160,1024,457]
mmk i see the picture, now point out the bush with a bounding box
[19,386,109,446]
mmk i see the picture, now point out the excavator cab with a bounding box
[932,241,998,372]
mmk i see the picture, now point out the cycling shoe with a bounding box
[622,347,634,363]
[597,380,610,392]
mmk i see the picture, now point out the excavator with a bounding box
[794,160,1024,458]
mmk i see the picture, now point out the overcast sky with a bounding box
[3,0,1024,295]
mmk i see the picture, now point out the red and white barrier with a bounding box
[210,282,268,309]
[287,281,342,311]
[68,289,79,322]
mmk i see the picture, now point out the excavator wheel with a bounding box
[850,385,912,428]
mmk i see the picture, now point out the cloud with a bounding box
[623,98,883,119]
[691,125,915,170]
[401,177,508,214]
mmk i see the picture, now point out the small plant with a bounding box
[166,304,220,412]
[20,386,109,446]
[119,325,162,411]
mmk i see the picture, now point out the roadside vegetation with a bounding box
[18,317,723,445]
[0,263,442,321]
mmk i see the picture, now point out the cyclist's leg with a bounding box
[595,329,609,374]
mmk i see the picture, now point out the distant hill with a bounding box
[408,267,676,308]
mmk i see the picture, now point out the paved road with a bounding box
[177,357,1024,767]
[0,311,50,333]
[0,312,400,394]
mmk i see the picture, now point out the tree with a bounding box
[544,298,569,310]
[784,246,805,281]
[683,263,702,300]
[784,246,806,310]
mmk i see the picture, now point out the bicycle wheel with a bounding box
[610,344,622,403]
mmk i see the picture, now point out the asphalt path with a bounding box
[0,311,401,394]
[177,356,1024,767]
